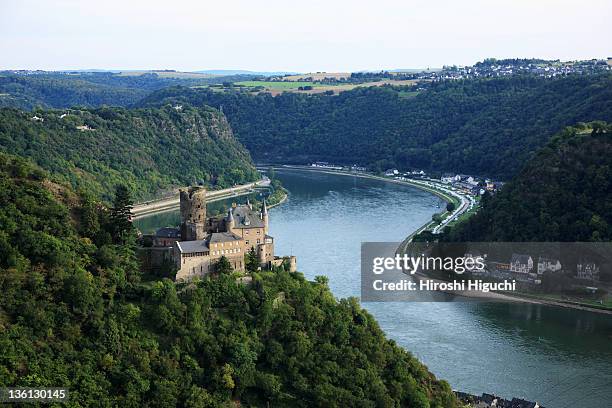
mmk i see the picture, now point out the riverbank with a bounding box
[409,271,612,315]
[267,189,288,209]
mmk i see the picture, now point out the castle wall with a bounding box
[258,241,274,266]
[175,239,247,281]
[232,227,266,247]
[175,252,213,281]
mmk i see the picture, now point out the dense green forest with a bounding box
[0,72,249,110]
[0,153,457,407]
[139,74,612,178]
[446,122,612,242]
[0,105,258,202]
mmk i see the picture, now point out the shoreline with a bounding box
[267,190,288,209]
[409,271,612,315]
[263,164,455,203]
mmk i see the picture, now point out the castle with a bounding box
[144,186,295,281]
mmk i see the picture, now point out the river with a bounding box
[135,168,612,408]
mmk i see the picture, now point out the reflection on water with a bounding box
[136,169,612,408]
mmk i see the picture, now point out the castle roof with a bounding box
[176,239,209,254]
[177,231,243,254]
[209,231,242,243]
[229,204,265,229]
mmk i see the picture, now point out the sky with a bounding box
[1,0,610,72]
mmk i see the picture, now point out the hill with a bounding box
[0,105,258,202]
[446,122,612,241]
[0,72,251,110]
[0,152,458,407]
[138,74,612,179]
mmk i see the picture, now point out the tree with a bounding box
[79,195,100,239]
[216,255,233,274]
[109,184,134,243]
[446,202,456,212]
[245,247,259,273]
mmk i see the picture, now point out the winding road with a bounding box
[132,177,270,219]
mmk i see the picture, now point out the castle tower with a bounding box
[180,186,206,241]
[261,199,269,235]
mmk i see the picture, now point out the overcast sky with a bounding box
[1,0,610,72]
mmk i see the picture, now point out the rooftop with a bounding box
[176,239,209,254]
[230,204,265,229]
[209,231,242,243]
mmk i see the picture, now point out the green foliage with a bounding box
[0,72,249,110]
[0,153,457,407]
[446,202,456,212]
[110,184,134,244]
[139,74,612,178]
[266,179,287,207]
[245,247,259,274]
[0,105,259,202]
[215,256,233,275]
[447,122,612,242]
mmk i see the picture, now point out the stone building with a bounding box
[142,186,294,281]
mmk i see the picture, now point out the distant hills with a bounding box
[139,73,612,179]
[195,69,298,76]
[0,105,258,201]
[0,71,250,110]
[3,65,612,182]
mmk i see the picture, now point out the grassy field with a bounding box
[234,80,319,89]
[281,72,351,81]
[232,79,420,95]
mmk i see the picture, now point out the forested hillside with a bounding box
[0,72,248,110]
[446,122,612,242]
[0,105,258,202]
[139,74,612,178]
[0,153,457,407]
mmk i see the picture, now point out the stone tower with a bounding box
[180,186,206,241]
